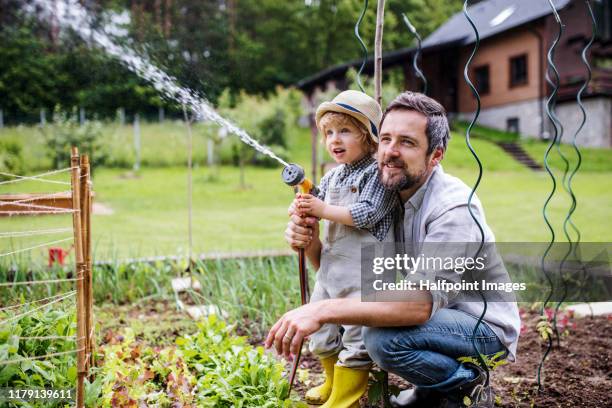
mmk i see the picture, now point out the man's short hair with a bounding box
[381,92,450,155]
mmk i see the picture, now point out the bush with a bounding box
[0,305,77,408]
[40,108,109,173]
[0,138,26,179]
[258,108,288,148]
[216,87,302,167]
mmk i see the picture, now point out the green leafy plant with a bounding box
[367,370,400,407]
[0,138,26,178]
[89,315,306,407]
[40,107,108,173]
[536,316,554,342]
[456,352,508,408]
[0,304,77,408]
[457,350,509,371]
[216,87,301,167]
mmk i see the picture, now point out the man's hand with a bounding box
[297,193,326,218]
[285,212,319,250]
[265,302,323,359]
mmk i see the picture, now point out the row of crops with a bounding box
[1,256,308,406]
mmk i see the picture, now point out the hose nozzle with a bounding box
[282,163,318,195]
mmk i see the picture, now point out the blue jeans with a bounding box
[363,308,506,393]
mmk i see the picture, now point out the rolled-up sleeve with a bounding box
[349,173,398,229]
[316,171,332,201]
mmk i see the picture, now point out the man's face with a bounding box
[377,109,442,191]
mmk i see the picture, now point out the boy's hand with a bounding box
[289,194,306,217]
[297,194,325,218]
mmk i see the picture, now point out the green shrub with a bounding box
[217,87,302,167]
[0,304,77,408]
[0,138,26,179]
[40,108,109,173]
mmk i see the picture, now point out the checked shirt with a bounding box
[317,155,398,241]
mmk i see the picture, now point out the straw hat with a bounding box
[315,90,382,142]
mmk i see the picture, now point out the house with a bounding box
[298,0,612,148]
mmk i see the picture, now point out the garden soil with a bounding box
[289,309,611,407]
[99,303,610,407]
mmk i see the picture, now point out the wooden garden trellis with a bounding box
[71,147,94,407]
[0,147,94,408]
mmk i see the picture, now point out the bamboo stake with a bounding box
[374,3,391,403]
[78,156,88,367]
[70,147,86,408]
[374,0,386,105]
[183,106,194,273]
[80,155,94,373]
[308,95,318,184]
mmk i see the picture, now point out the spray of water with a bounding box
[25,0,289,167]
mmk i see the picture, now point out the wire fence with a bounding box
[0,149,94,408]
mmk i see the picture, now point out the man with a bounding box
[266,92,520,408]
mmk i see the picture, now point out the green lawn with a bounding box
[1,123,610,260]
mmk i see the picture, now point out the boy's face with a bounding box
[322,120,368,164]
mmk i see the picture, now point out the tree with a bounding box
[0,0,463,119]
[0,25,66,121]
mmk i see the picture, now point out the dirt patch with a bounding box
[282,310,612,407]
[97,299,195,346]
[97,302,611,407]
[490,310,612,407]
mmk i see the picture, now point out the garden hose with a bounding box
[401,13,428,94]
[537,0,563,390]
[462,0,490,388]
[354,0,369,93]
[553,0,596,334]
[281,163,317,394]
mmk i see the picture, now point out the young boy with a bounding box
[294,90,398,407]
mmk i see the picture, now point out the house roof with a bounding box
[423,0,571,48]
[297,0,573,92]
[296,46,415,91]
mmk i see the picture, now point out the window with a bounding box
[506,117,520,134]
[593,0,611,41]
[474,65,490,95]
[510,54,528,87]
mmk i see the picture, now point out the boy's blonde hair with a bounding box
[319,111,377,155]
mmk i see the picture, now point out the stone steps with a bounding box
[496,141,543,171]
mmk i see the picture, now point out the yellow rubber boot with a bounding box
[320,365,369,408]
[305,355,338,405]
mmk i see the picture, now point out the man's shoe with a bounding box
[305,355,338,405]
[320,365,369,408]
[440,362,493,408]
[390,387,442,407]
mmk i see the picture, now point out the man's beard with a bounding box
[378,157,427,191]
